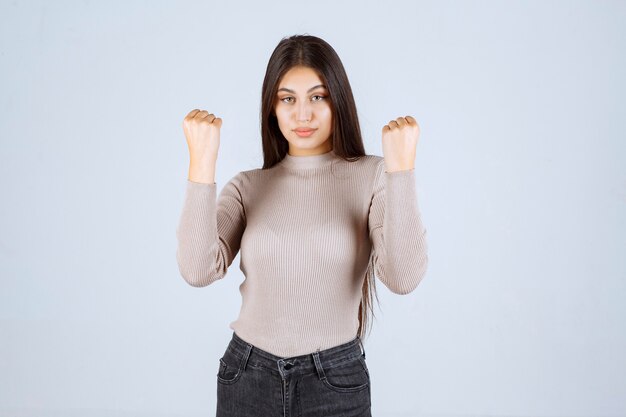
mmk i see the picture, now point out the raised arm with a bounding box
[368,159,428,294]
[176,173,246,287]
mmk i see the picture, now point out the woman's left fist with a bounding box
[381,115,420,172]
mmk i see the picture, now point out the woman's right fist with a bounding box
[182,109,222,162]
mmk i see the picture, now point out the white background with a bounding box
[1,0,624,416]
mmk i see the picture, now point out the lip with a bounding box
[294,128,316,138]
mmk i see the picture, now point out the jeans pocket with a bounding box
[321,356,370,393]
[216,348,245,385]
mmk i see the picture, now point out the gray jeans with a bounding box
[216,331,371,417]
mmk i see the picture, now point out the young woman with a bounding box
[176,34,428,417]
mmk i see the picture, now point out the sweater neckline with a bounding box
[280,148,338,170]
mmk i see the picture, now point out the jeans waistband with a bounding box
[226,331,366,379]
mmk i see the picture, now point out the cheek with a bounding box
[320,107,333,128]
[274,108,289,125]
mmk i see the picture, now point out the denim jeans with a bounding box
[216,331,371,417]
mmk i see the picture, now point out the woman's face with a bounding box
[274,65,333,156]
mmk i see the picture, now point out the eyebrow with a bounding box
[277,84,327,94]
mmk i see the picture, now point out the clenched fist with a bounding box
[183,109,222,184]
[381,115,420,172]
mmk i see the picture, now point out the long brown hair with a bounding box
[258,34,380,341]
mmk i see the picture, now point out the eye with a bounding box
[279,95,326,104]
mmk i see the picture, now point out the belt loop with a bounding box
[311,349,326,381]
[242,343,252,372]
[358,336,366,359]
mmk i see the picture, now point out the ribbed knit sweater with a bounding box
[175,148,428,357]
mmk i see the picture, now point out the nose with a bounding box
[296,101,312,122]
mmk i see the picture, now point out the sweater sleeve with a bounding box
[175,173,246,287]
[368,159,429,294]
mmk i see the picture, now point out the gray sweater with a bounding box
[176,148,428,357]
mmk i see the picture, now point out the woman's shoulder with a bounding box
[223,167,271,192]
[337,154,385,185]
[360,154,384,165]
[225,168,258,185]
[334,153,383,169]
[355,154,385,174]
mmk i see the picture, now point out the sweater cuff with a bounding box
[187,178,216,187]
[186,179,217,198]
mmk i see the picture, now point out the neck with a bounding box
[280,148,338,170]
